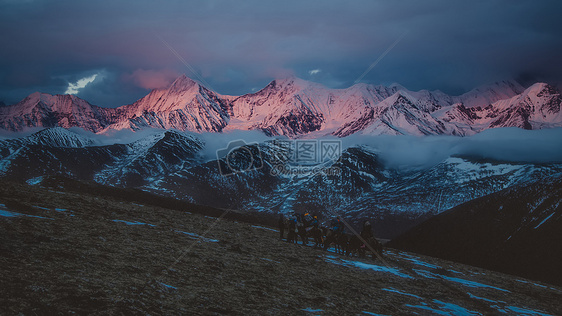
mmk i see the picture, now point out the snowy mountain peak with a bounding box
[168,74,199,92]
[389,82,406,90]
[524,82,557,96]
[270,75,298,85]
[393,90,413,102]
[100,74,229,133]
[0,92,110,133]
[475,79,524,95]
[457,80,525,108]
[493,82,559,110]
[6,92,99,114]
[261,76,334,96]
[29,127,95,148]
[262,76,313,93]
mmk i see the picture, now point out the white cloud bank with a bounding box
[342,128,562,170]
[65,74,98,95]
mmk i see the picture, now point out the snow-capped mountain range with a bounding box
[1,76,561,137]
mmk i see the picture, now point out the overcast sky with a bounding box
[1,0,561,107]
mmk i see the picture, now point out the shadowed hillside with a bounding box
[1,180,560,315]
[389,173,562,287]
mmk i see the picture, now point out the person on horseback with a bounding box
[286,213,297,243]
[309,215,318,227]
[333,216,344,234]
[303,212,313,227]
[360,220,373,240]
[324,216,344,251]
[311,215,323,248]
[297,216,308,245]
[359,219,383,258]
[329,217,338,231]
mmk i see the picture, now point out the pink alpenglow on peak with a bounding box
[0,75,561,137]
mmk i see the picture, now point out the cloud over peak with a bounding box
[65,74,98,95]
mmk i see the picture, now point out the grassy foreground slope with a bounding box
[1,180,560,315]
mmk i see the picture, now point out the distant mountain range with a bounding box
[2,127,561,239]
[1,76,561,137]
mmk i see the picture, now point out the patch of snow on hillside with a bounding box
[112,219,156,227]
[175,230,219,242]
[325,255,412,279]
[26,177,43,185]
[534,212,555,229]
[413,269,509,292]
[382,288,423,300]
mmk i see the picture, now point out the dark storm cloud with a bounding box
[0,0,561,107]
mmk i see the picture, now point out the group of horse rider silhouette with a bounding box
[278,212,383,258]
